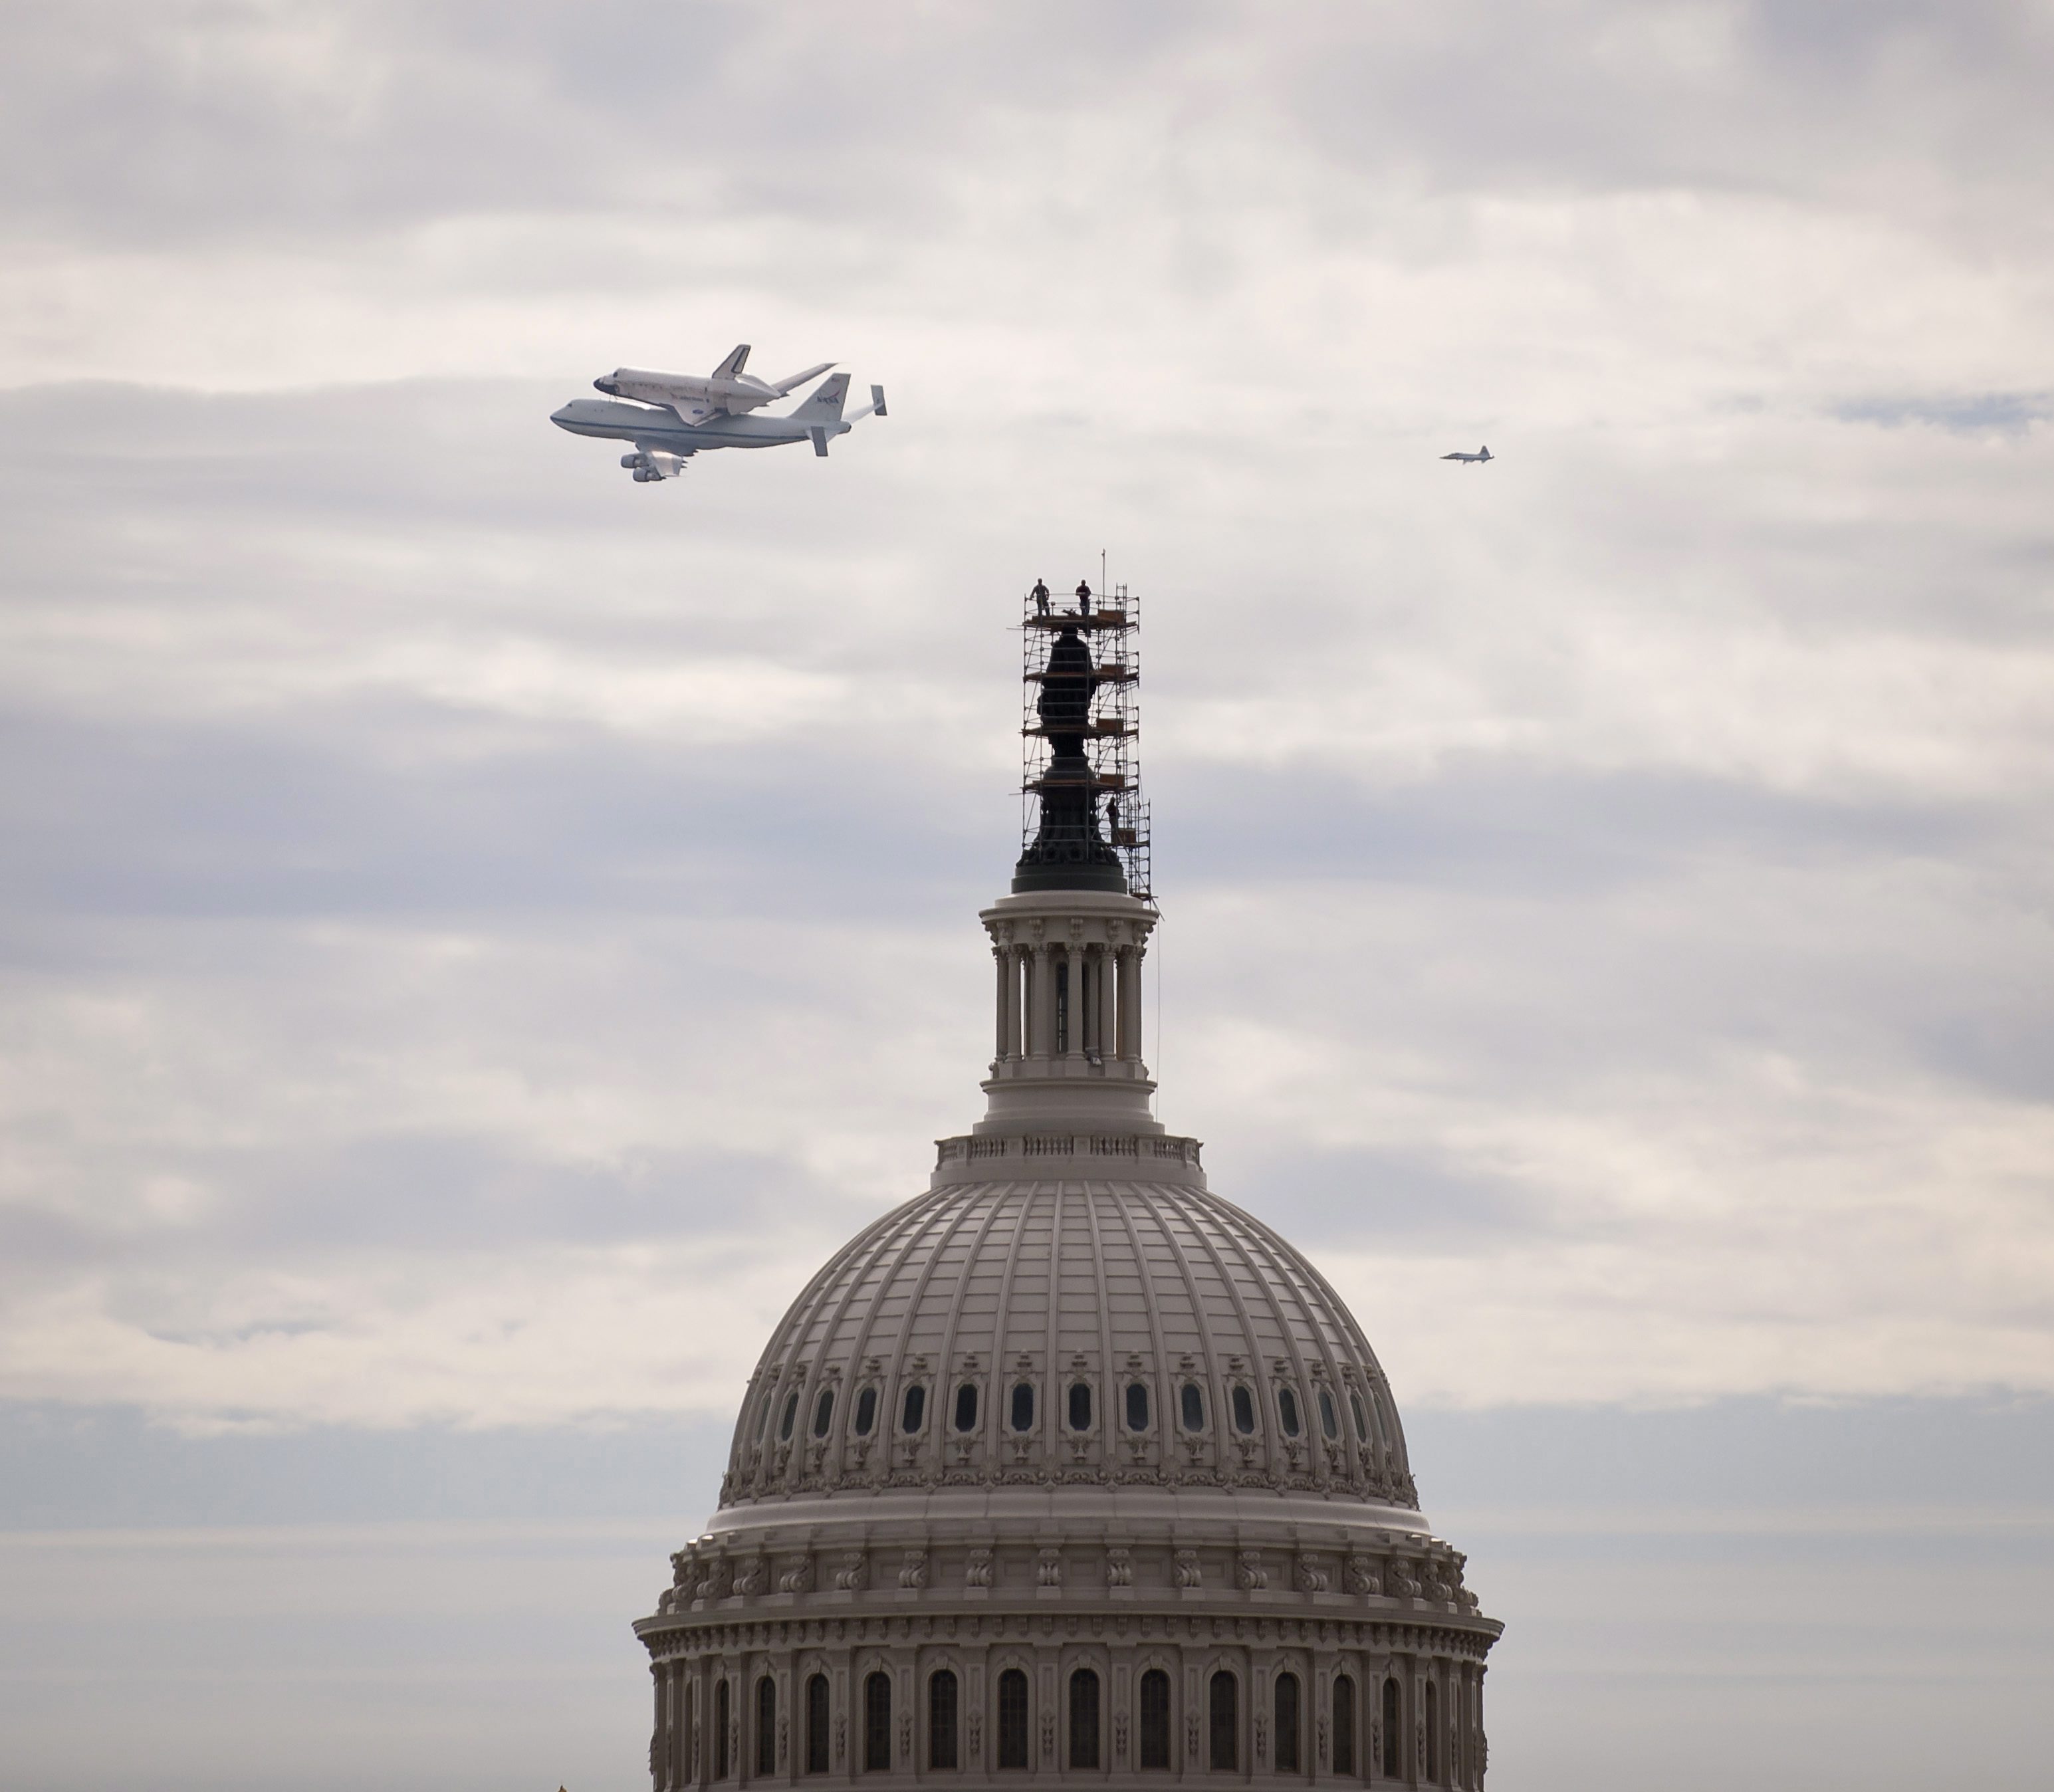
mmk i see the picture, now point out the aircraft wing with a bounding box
[666,400,721,427]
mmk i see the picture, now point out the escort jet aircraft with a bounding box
[550,344,886,481]
[1441,445,1494,465]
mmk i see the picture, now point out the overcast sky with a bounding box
[3,4,2052,1790]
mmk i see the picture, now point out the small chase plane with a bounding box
[550,344,885,482]
[1441,445,1493,465]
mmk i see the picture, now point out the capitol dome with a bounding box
[716,1176,1419,1515]
[637,587,1500,1791]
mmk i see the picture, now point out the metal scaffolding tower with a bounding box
[1016,580,1150,902]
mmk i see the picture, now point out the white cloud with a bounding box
[1,1,2051,1435]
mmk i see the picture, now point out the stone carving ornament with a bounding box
[1237,1549,1268,1591]
[899,1550,929,1590]
[832,1551,867,1592]
[1105,1546,1132,1587]
[1174,1549,1202,1589]
[965,1548,994,1589]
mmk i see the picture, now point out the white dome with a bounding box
[633,598,1499,1791]
[719,1175,1418,1514]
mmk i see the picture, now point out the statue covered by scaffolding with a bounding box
[1013,578,1149,901]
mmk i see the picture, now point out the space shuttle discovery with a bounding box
[550,344,886,481]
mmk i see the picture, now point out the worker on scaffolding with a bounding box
[1075,579,1092,616]
[1030,578,1051,616]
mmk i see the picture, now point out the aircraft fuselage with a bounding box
[550,398,848,453]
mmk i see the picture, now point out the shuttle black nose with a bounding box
[594,378,620,395]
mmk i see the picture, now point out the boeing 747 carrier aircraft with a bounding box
[550,344,886,481]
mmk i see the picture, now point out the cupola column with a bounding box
[1115,945,1139,1062]
[1095,945,1116,1060]
[1030,942,1056,1060]
[992,946,1014,1061]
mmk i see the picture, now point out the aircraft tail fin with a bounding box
[712,343,750,380]
[789,372,852,421]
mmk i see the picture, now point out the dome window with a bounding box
[1125,1381,1149,1431]
[812,1389,835,1438]
[953,1382,980,1432]
[1277,1386,1302,1436]
[780,1391,800,1442]
[1230,1385,1256,1434]
[1068,1381,1093,1431]
[901,1384,927,1434]
[1318,1387,1339,1439]
[853,1387,877,1436]
[1009,1381,1036,1432]
[996,1668,1030,1770]
[1349,1389,1370,1440]
[1179,1382,1205,1431]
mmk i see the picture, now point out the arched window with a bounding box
[929,1668,959,1771]
[864,1671,891,1773]
[1274,1672,1300,1773]
[1125,1381,1150,1430]
[806,1674,830,1775]
[1010,1382,1036,1432]
[812,1387,835,1438]
[1350,1389,1370,1440]
[779,1391,799,1441]
[1332,1674,1356,1776]
[714,1678,732,1779]
[953,1382,980,1432]
[901,1383,926,1433]
[756,1677,777,1776]
[1180,1383,1205,1430]
[853,1387,877,1436]
[1425,1680,1440,1782]
[1380,1678,1401,1778]
[1209,1670,1238,1771]
[1139,1668,1172,1770]
[1068,1381,1093,1430]
[1318,1387,1339,1440]
[1069,1668,1101,1769]
[997,1668,1030,1769]
[1277,1385,1302,1437]
[1231,1385,1256,1434]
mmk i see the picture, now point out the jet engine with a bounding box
[622,449,689,483]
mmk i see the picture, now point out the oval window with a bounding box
[953,1382,980,1432]
[1125,1382,1149,1431]
[901,1384,927,1434]
[813,1388,835,1438]
[1180,1383,1204,1431]
[1318,1387,1338,1439]
[1010,1382,1036,1432]
[1231,1385,1256,1434]
[1068,1381,1093,1431]
[780,1391,799,1441]
[854,1387,877,1436]
[1349,1389,1369,1439]
[1277,1387,1302,1437]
